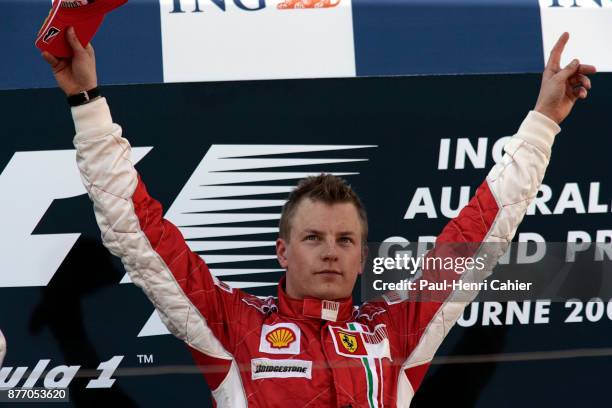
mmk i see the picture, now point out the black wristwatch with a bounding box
[67,87,102,107]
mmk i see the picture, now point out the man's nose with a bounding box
[321,239,339,261]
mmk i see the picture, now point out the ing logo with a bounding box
[170,0,341,13]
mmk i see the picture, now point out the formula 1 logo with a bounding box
[0,356,123,389]
[0,148,151,288]
[0,145,374,339]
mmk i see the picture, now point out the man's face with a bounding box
[276,198,366,300]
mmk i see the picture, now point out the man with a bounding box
[43,27,595,407]
[0,329,5,367]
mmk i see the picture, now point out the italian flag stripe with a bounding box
[374,358,385,407]
[362,356,375,407]
[349,323,378,408]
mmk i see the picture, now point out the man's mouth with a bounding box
[315,270,342,276]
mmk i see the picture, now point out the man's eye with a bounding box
[306,235,319,241]
[339,237,353,244]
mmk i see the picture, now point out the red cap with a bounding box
[35,0,127,58]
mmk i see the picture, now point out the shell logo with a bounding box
[265,328,297,349]
[277,0,341,9]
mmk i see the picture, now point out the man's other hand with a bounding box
[41,26,98,96]
[534,32,596,125]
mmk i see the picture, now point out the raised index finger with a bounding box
[546,32,570,71]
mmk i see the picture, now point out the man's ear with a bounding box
[276,238,289,269]
[359,243,369,275]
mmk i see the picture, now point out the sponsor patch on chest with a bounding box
[251,358,312,380]
[329,323,391,360]
[259,323,301,355]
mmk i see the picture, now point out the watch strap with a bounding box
[67,87,101,107]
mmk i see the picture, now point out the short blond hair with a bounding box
[279,174,368,243]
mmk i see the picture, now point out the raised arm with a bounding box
[366,32,596,396]
[42,28,251,376]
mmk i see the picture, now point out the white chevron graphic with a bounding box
[127,144,375,337]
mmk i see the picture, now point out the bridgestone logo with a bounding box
[251,358,312,380]
[255,365,307,374]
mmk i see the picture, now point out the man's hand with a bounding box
[41,26,98,96]
[534,32,596,125]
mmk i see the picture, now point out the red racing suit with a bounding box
[72,98,559,407]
